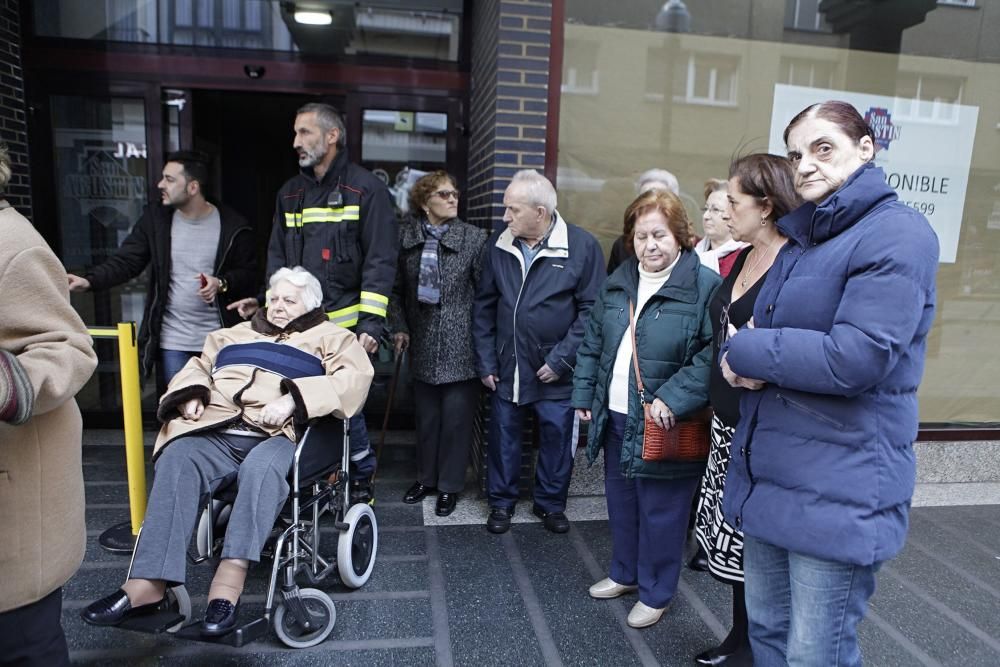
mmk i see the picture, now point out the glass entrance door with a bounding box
[49,93,157,417]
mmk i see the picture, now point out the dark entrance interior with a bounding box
[190,89,413,428]
[191,90,341,265]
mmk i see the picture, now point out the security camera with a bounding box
[244,65,266,79]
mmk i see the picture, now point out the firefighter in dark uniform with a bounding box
[229,102,397,504]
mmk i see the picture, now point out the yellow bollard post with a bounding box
[117,322,147,534]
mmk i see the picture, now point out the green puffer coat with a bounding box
[572,250,720,480]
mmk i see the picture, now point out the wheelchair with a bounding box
[115,418,378,649]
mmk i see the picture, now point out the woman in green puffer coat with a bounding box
[572,188,720,629]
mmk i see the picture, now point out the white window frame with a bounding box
[561,67,600,96]
[673,53,739,108]
[783,58,836,89]
[895,73,964,125]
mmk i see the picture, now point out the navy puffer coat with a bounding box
[722,163,939,566]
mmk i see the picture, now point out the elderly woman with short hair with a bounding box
[573,189,720,629]
[390,170,487,516]
[83,266,373,637]
[694,178,747,277]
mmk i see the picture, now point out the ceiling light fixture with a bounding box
[294,10,333,26]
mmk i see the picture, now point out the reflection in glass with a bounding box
[51,95,153,413]
[31,0,463,61]
[558,1,1000,423]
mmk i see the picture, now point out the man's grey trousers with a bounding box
[130,432,295,584]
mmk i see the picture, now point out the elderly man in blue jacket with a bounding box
[473,169,605,535]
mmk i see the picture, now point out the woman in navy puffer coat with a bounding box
[721,101,939,667]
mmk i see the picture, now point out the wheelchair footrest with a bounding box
[173,617,270,648]
[117,611,186,634]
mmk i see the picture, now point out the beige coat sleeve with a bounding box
[157,329,227,420]
[283,329,374,422]
[0,243,97,416]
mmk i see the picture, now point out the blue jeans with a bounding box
[743,534,880,667]
[160,349,200,384]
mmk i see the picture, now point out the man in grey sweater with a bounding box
[66,151,258,391]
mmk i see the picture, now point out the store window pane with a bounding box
[51,95,153,413]
[31,0,463,61]
[559,0,1000,425]
[361,110,449,216]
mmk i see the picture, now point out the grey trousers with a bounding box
[130,432,295,584]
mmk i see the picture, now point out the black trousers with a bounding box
[0,588,70,667]
[412,378,480,493]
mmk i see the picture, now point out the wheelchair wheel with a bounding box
[337,503,378,588]
[166,585,191,634]
[273,588,336,649]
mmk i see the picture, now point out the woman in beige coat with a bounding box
[83,266,373,637]
[0,143,98,665]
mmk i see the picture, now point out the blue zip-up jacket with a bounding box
[722,163,939,566]
[472,212,605,404]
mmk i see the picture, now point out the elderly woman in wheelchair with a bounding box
[82,266,374,643]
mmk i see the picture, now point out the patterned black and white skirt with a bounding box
[694,415,744,583]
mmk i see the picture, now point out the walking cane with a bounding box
[372,347,404,484]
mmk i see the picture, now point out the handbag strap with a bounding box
[628,300,647,406]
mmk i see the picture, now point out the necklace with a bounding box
[740,243,775,288]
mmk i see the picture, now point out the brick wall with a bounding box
[0,0,31,216]
[466,0,553,231]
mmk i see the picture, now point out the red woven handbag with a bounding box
[628,300,711,463]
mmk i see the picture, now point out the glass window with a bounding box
[50,95,155,413]
[559,1,1000,425]
[360,110,449,217]
[31,0,463,61]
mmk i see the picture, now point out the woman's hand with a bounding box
[576,409,592,422]
[721,352,766,391]
[650,398,675,430]
[181,398,204,421]
[259,395,295,427]
[393,332,410,355]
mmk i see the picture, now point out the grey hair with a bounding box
[636,168,679,195]
[0,143,11,193]
[297,102,346,149]
[509,169,557,216]
[269,266,323,311]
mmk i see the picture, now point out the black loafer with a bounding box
[486,506,513,534]
[80,589,169,626]
[403,482,435,504]
[201,598,240,637]
[532,506,570,534]
[695,643,753,666]
[435,492,458,516]
[688,546,710,572]
[350,478,374,506]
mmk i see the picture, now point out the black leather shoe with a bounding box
[694,643,753,666]
[80,589,169,626]
[486,506,513,534]
[350,477,374,506]
[201,598,240,637]
[435,492,458,516]
[403,482,435,504]
[688,546,710,572]
[532,506,570,534]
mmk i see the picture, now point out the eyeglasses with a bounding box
[432,189,460,201]
[702,206,728,217]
